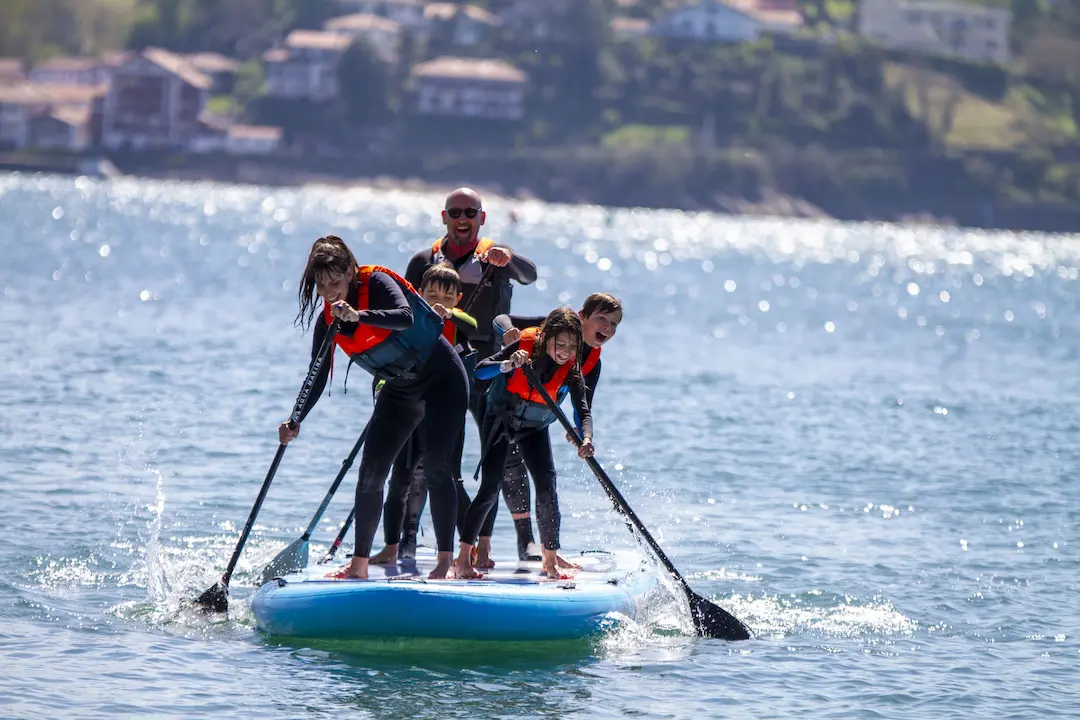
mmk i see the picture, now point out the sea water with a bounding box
[1,173,1077,718]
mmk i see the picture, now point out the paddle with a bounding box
[521,365,752,641]
[318,506,355,565]
[194,318,341,612]
[258,418,371,584]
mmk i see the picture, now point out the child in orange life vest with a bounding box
[456,308,595,580]
[482,293,622,561]
[370,263,478,565]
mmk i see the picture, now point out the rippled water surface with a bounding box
[1,173,1078,718]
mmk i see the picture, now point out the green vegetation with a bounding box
[1,0,1079,222]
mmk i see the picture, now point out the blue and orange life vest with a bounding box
[487,327,598,430]
[322,265,443,381]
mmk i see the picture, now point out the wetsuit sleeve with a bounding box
[573,357,602,434]
[565,369,593,441]
[297,313,332,423]
[474,340,520,380]
[404,250,430,289]
[499,248,537,285]
[448,308,478,340]
[358,271,413,330]
[583,357,602,411]
[492,313,545,341]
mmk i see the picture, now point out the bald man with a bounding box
[394,188,538,562]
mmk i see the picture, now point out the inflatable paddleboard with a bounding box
[251,548,656,642]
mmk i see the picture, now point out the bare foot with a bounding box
[427,551,455,580]
[475,537,495,569]
[325,556,369,580]
[540,549,578,579]
[428,559,452,579]
[369,544,398,565]
[454,546,483,579]
[344,556,368,579]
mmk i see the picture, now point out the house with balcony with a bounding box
[263,30,351,102]
[335,0,425,29]
[182,52,241,93]
[323,13,403,63]
[29,56,115,86]
[858,0,1011,63]
[101,48,213,151]
[495,0,572,42]
[409,56,527,120]
[28,105,92,151]
[0,83,103,150]
[651,0,802,43]
[423,3,502,48]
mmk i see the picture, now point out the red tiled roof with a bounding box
[140,47,214,90]
[285,30,353,51]
[324,12,402,33]
[0,82,106,105]
[412,56,526,83]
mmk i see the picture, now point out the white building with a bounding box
[263,30,351,102]
[651,0,802,43]
[323,13,402,63]
[410,57,527,120]
[423,3,502,47]
[335,0,425,29]
[858,0,1012,63]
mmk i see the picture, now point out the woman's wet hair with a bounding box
[532,307,583,368]
[421,262,462,295]
[581,292,622,318]
[295,235,359,330]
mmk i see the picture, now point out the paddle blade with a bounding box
[194,581,229,613]
[688,590,751,641]
[260,539,309,585]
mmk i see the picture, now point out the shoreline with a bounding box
[3,150,1077,233]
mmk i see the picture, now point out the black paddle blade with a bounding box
[194,581,229,613]
[688,589,751,641]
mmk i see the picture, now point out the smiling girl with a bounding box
[280,236,468,580]
[456,307,595,579]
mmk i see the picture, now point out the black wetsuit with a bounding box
[299,271,469,558]
[405,240,537,546]
[380,310,478,551]
[460,344,593,551]
[485,314,602,550]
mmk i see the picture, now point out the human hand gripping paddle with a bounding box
[520,365,752,641]
[317,269,495,566]
[194,319,341,612]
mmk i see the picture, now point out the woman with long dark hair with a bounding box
[280,236,468,580]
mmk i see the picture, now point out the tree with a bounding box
[337,38,392,127]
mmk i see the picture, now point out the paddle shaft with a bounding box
[315,271,490,563]
[298,420,369,541]
[322,506,355,563]
[217,319,341,588]
[519,366,700,598]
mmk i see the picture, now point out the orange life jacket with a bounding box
[487,327,581,430]
[321,265,442,381]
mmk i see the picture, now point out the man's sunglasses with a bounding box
[446,207,481,219]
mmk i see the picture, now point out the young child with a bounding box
[457,307,595,579]
[370,263,478,564]
[481,293,623,562]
